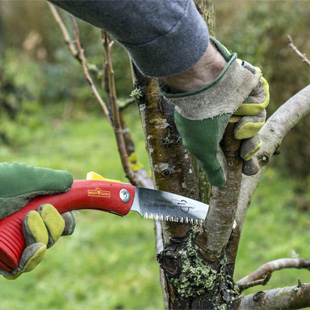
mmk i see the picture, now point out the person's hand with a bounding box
[0,162,75,279]
[161,37,269,187]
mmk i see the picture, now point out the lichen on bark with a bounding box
[169,229,218,298]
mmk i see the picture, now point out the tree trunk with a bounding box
[132,2,242,309]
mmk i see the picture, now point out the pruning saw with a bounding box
[0,172,209,272]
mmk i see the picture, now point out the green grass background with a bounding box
[0,106,309,309]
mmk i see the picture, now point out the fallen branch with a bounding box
[288,35,310,67]
[237,258,310,290]
[233,283,310,310]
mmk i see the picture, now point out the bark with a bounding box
[233,283,310,310]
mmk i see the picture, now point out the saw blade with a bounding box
[130,187,208,223]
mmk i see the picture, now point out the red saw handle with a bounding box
[0,180,135,272]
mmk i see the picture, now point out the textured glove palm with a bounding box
[162,38,269,187]
[0,163,75,279]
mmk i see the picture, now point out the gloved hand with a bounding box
[0,162,75,279]
[161,37,269,187]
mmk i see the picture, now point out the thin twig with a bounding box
[237,271,272,293]
[47,3,78,59]
[101,30,137,185]
[48,3,102,74]
[50,6,149,186]
[237,258,310,289]
[288,35,310,67]
[70,16,112,126]
[119,98,136,111]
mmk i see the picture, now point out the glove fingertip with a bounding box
[242,158,259,176]
[23,211,49,246]
[39,204,65,247]
[5,243,46,280]
[62,211,76,236]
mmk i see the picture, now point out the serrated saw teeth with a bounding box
[142,213,203,223]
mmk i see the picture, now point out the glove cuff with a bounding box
[160,38,261,121]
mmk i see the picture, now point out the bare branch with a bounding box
[101,30,137,185]
[226,85,310,272]
[196,117,243,261]
[237,272,272,293]
[50,8,149,186]
[47,3,78,59]
[221,85,310,276]
[70,16,112,126]
[119,98,136,111]
[237,258,310,289]
[288,35,310,67]
[48,3,102,74]
[236,85,310,233]
[233,283,310,310]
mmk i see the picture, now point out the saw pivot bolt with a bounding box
[119,189,131,203]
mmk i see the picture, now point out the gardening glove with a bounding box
[0,162,75,279]
[161,37,269,188]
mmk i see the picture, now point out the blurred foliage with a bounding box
[0,0,133,118]
[216,0,310,192]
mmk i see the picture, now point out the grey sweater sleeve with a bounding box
[48,0,209,77]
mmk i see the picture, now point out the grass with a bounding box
[0,105,309,309]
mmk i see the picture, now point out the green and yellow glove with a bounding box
[161,37,269,187]
[0,162,75,279]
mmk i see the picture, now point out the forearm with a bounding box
[48,0,209,77]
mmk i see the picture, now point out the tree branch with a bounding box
[50,6,151,187]
[47,3,78,59]
[233,283,310,310]
[237,272,272,293]
[48,3,102,75]
[224,86,310,270]
[196,117,243,261]
[288,35,310,67]
[70,17,112,125]
[101,30,138,185]
[237,258,310,290]
[236,85,310,231]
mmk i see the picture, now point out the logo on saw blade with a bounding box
[173,200,195,213]
[87,188,111,198]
